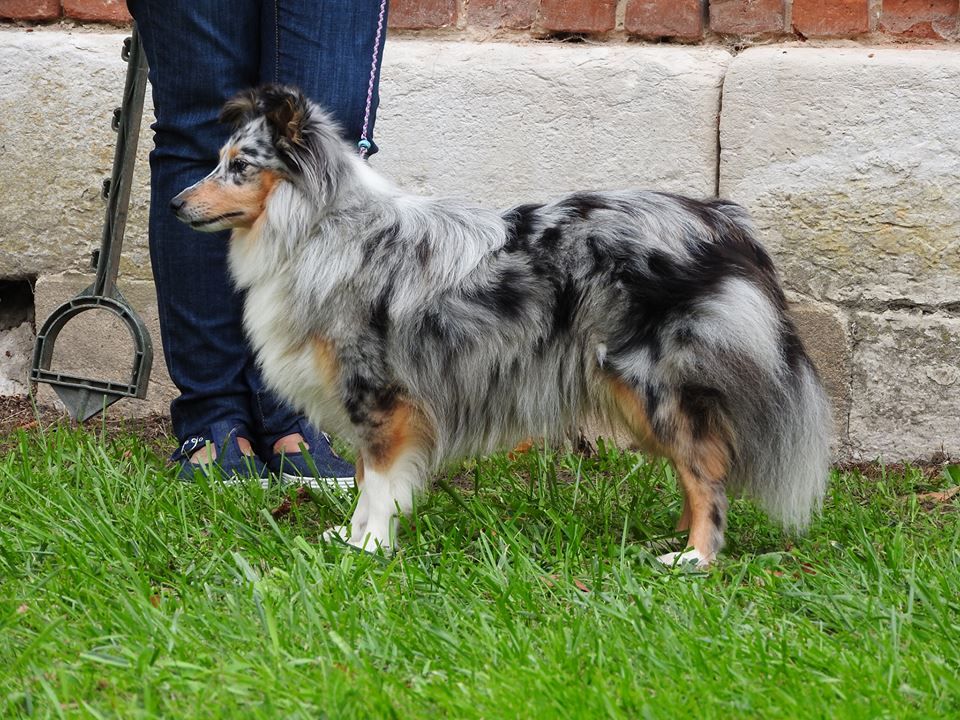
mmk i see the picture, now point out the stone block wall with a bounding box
[1,2,958,461]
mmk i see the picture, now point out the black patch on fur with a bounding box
[538,225,563,252]
[586,233,638,281]
[421,310,446,340]
[586,235,609,273]
[464,266,529,320]
[646,250,673,278]
[677,383,726,440]
[673,323,695,346]
[551,274,580,336]
[369,282,393,340]
[710,503,724,529]
[415,238,431,267]
[342,372,398,426]
[502,203,543,253]
[644,383,660,418]
[362,223,401,264]
[558,192,611,219]
[411,308,463,375]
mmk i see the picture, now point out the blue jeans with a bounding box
[126,0,386,458]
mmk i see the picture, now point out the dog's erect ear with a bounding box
[219,86,310,146]
[220,89,260,127]
[259,85,311,147]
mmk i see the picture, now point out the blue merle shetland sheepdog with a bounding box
[172,85,831,566]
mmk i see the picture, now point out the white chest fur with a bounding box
[230,229,356,443]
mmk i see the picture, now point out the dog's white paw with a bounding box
[657,549,710,568]
[346,531,394,555]
[321,525,350,543]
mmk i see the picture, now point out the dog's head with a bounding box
[171,85,341,232]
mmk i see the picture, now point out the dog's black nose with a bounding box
[170,196,185,214]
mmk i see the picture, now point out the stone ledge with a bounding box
[720,45,960,308]
[848,310,960,461]
[377,40,730,206]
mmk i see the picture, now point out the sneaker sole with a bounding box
[278,472,355,491]
[181,471,354,491]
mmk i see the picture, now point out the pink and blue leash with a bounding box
[357,0,388,159]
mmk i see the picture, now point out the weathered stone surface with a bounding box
[2,31,729,279]
[787,301,851,451]
[0,29,155,281]
[720,46,960,308]
[33,273,177,417]
[375,41,730,205]
[0,322,32,395]
[848,311,960,460]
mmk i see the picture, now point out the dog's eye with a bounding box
[229,159,249,174]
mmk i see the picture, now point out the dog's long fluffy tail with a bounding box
[710,206,832,532]
[734,359,832,531]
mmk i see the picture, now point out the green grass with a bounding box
[1,424,959,719]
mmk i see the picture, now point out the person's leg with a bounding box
[127,0,264,470]
[262,0,387,150]
[250,0,388,465]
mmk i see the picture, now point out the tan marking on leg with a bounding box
[365,401,434,472]
[670,431,730,563]
[675,463,720,559]
[606,377,667,456]
[355,454,365,489]
[696,434,730,482]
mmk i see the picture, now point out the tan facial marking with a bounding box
[181,168,281,229]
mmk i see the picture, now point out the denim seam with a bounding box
[273,0,280,84]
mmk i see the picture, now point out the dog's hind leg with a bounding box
[659,462,728,567]
[658,416,731,567]
[605,375,730,567]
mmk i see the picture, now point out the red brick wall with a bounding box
[1,1,958,42]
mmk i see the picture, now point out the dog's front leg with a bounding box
[322,456,368,543]
[337,399,433,553]
[348,450,425,553]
